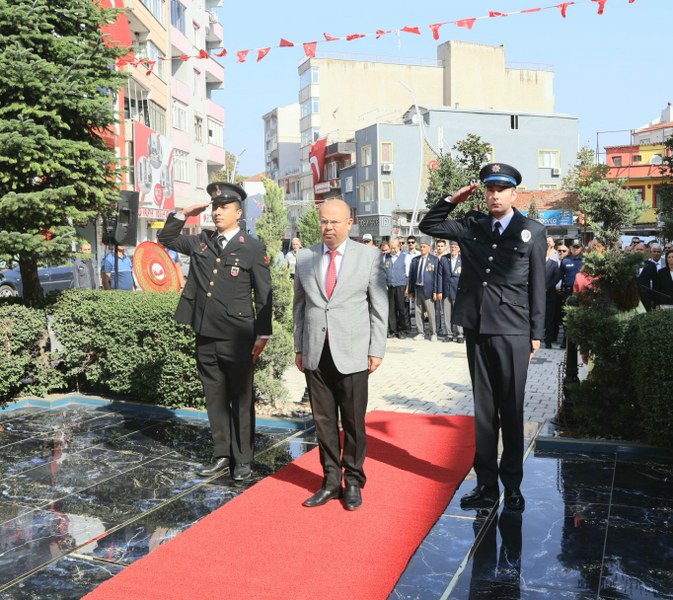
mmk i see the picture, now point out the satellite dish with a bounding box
[650,155,663,165]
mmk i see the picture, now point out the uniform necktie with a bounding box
[493,221,502,239]
[217,234,226,248]
[325,250,338,299]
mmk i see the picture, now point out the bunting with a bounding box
[118,0,637,75]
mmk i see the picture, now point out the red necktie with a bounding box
[325,250,338,299]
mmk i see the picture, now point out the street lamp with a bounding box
[400,81,439,235]
[231,148,246,183]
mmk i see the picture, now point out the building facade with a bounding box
[106,0,227,245]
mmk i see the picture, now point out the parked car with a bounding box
[0,260,75,297]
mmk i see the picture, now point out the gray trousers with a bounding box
[442,297,464,339]
[414,289,437,335]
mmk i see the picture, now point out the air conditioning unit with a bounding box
[551,168,561,177]
[208,11,219,24]
[381,163,393,173]
[329,180,340,189]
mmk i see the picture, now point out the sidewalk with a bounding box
[282,336,565,423]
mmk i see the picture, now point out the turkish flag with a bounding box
[309,137,327,185]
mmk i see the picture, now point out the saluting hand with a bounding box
[181,203,210,218]
[447,182,479,204]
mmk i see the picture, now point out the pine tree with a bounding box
[298,206,321,247]
[253,178,294,408]
[0,0,129,304]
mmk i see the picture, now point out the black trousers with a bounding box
[305,342,369,489]
[544,289,558,345]
[196,336,255,463]
[387,285,409,334]
[464,330,530,490]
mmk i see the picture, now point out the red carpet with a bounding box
[85,411,474,600]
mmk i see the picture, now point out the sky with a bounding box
[213,0,670,176]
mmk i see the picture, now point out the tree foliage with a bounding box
[0,0,129,304]
[298,206,321,247]
[424,134,490,217]
[656,135,673,242]
[578,180,642,250]
[211,151,245,185]
[562,146,610,211]
[253,178,295,409]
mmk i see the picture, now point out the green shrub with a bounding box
[0,301,58,403]
[625,310,673,450]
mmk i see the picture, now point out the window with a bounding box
[194,115,203,143]
[381,181,393,202]
[654,185,664,209]
[380,142,393,163]
[195,159,205,189]
[510,115,519,130]
[300,98,319,118]
[627,187,644,205]
[326,161,338,180]
[538,150,559,168]
[172,100,188,131]
[173,150,189,182]
[301,128,320,146]
[612,156,622,166]
[360,182,374,203]
[539,183,559,190]
[142,0,162,21]
[193,69,201,90]
[345,176,353,193]
[207,118,224,147]
[633,154,642,163]
[137,41,165,80]
[361,145,372,167]
[148,101,166,135]
[170,0,186,34]
[300,66,319,90]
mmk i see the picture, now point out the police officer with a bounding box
[158,182,273,481]
[419,163,546,512]
[560,239,584,297]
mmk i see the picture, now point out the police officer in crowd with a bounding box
[560,240,584,298]
[158,182,273,481]
[419,163,546,512]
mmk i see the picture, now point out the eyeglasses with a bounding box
[407,241,416,245]
[363,240,373,244]
[319,220,344,227]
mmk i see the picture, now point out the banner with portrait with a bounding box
[133,121,175,211]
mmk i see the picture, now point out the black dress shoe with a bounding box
[343,485,362,511]
[232,463,252,481]
[197,457,230,477]
[504,488,525,512]
[545,342,552,349]
[456,337,465,344]
[303,487,342,507]
[460,484,499,509]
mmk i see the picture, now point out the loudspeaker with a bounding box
[114,191,139,246]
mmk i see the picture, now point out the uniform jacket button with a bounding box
[485,268,491,274]
[207,292,212,297]
[482,281,488,287]
[209,281,214,286]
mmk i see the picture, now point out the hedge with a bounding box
[1,289,293,410]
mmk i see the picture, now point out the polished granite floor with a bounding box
[0,398,671,599]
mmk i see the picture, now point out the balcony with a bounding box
[170,27,191,56]
[204,57,224,86]
[206,99,224,123]
[205,13,223,47]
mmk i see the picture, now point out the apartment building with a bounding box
[604,104,673,232]
[106,0,226,242]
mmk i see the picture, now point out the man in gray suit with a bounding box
[293,199,388,510]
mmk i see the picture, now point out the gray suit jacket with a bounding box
[293,238,388,374]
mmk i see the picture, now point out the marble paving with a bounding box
[0,399,671,599]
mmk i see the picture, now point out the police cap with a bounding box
[206,181,247,204]
[479,163,522,188]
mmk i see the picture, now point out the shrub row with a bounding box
[1,289,293,409]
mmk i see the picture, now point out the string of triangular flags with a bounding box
[116,0,636,74]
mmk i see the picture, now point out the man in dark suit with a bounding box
[436,240,465,343]
[419,163,546,512]
[158,182,273,481]
[408,237,440,341]
[293,199,388,510]
[637,244,661,311]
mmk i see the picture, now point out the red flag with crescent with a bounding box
[133,241,182,292]
[309,137,327,185]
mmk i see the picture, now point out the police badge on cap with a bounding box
[206,181,247,205]
[479,163,522,188]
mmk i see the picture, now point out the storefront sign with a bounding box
[522,209,574,226]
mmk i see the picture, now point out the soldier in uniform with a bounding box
[158,182,273,481]
[419,163,546,512]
